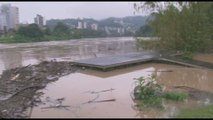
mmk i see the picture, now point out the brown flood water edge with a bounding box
[194,53,213,64]
[0,35,213,118]
[0,52,212,118]
[29,62,213,118]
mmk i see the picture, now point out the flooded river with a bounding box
[30,63,213,118]
[0,37,139,73]
[0,37,212,118]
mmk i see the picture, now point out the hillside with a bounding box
[46,15,149,32]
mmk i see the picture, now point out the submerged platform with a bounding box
[73,51,213,71]
[72,51,159,70]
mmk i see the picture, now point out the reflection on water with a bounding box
[0,49,23,72]
[30,63,213,118]
[0,37,140,73]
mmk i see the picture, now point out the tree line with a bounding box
[135,2,213,56]
[0,22,107,43]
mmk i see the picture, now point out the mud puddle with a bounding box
[30,63,213,118]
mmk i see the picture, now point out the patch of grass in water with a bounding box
[135,96,164,110]
[176,105,213,118]
[163,92,188,101]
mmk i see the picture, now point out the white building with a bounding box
[91,23,98,31]
[0,4,19,31]
[83,22,87,29]
[77,21,82,29]
[117,28,125,34]
[104,26,110,35]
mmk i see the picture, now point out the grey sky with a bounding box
[0,2,144,24]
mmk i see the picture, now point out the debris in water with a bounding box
[11,74,20,81]
[83,88,115,94]
[0,60,80,118]
[41,105,71,110]
[93,98,116,103]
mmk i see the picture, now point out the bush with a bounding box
[133,74,188,110]
[133,74,162,100]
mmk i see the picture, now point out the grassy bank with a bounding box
[176,105,213,118]
[0,35,80,43]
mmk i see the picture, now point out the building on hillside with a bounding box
[91,23,98,31]
[34,14,44,28]
[83,22,87,29]
[117,28,125,34]
[77,21,83,29]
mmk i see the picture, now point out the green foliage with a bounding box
[176,105,213,118]
[163,92,188,101]
[16,24,44,41]
[181,51,194,60]
[44,27,52,35]
[133,74,162,100]
[53,22,70,37]
[133,74,188,110]
[135,97,163,110]
[135,2,213,53]
[133,74,163,109]
[134,24,153,37]
[0,35,16,43]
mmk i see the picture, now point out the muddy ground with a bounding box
[0,60,80,118]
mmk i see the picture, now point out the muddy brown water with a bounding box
[0,37,139,74]
[194,53,213,64]
[29,63,213,118]
[0,37,213,118]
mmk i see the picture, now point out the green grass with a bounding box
[163,92,188,101]
[0,35,76,43]
[135,96,163,110]
[176,105,213,118]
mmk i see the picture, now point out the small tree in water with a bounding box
[133,73,188,110]
[133,74,162,100]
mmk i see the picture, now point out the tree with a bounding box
[16,24,44,41]
[134,2,213,53]
[135,24,153,37]
[53,22,70,37]
[44,26,51,35]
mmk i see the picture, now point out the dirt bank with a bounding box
[0,60,80,118]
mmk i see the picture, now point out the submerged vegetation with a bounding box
[133,74,188,109]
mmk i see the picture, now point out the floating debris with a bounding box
[0,60,80,118]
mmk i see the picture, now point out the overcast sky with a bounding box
[0,2,145,24]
